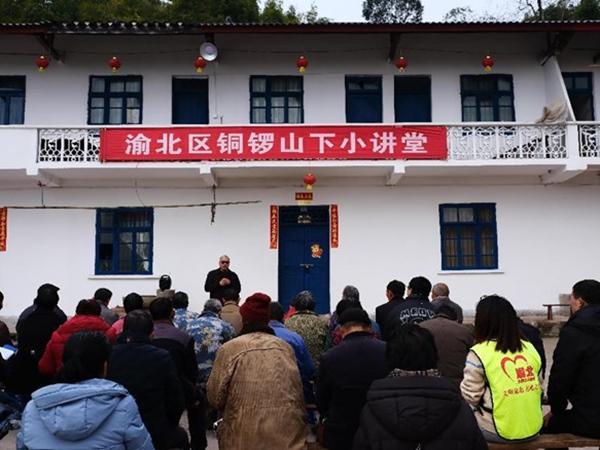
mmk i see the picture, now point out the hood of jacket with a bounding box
[568,304,600,338]
[31,378,128,441]
[54,315,109,342]
[363,375,461,441]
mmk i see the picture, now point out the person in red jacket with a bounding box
[38,299,112,377]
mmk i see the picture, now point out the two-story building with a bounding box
[1,20,599,316]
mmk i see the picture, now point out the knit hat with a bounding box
[240,293,272,324]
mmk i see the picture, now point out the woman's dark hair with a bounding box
[474,295,522,353]
[159,274,172,291]
[75,299,101,316]
[123,292,144,313]
[56,331,111,383]
[386,324,438,371]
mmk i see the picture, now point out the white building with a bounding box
[0,20,599,316]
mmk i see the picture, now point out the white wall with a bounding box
[0,32,559,127]
[0,183,598,317]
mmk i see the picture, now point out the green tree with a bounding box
[362,0,423,23]
[443,6,475,22]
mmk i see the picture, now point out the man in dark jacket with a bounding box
[430,282,464,324]
[149,297,205,450]
[375,279,405,333]
[419,304,473,388]
[7,284,66,395]
[107,310,188,450]
[93,287,119,325]
[383,276,436,340]
[353,324,487,450]
[317,308,387,450]
[545,279,600,438]
[204,255,241,300]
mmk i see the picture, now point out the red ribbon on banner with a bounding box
[100,125,447,162]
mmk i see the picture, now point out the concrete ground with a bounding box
[1,337,595,450]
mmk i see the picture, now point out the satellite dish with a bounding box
[200,42,218,61]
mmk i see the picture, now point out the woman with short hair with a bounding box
[461,295,543,443]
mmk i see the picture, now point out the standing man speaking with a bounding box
[204,255,241,300]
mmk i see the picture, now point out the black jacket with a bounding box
[383,295,436,340]
[317,331,387,450]
[107,332,185,450]
[548,304,600,433]
[353,375,488,450]
[204,268,241,300]
[518,319,547,377]
[375,297,403,335]
[6,305,66,394]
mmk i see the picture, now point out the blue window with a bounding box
[172,77,209,124]
[0,76,25,124]
[96,208,153,275]
[250,76,303,123]
[88,76,142,125]
[395,75,431,122]
[563,72,594,120]
[439,203,498,270]
[346,76,382,123]
[461,75,514,122]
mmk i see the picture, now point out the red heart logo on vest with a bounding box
[500,354,528,381]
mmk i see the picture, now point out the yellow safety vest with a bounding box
[471,340,543,440]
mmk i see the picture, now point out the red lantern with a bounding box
[482,55,494,72]
[394,56,408,72]
[296,55,309,73]
[303,173,316,190]
[36,55,49,72]
[194,56,207,73]
[108,56,122,73]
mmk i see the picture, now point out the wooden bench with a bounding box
[542,303,571,320]
[488,433,600,449]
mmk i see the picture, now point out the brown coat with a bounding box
[207,331,308,450]
[220,302,243,335]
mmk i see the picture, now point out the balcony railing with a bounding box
[578,123,600,157]
[34,123,574,163]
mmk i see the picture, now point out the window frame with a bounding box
[0,76,26,125]
[439,203,499,271]
[562,72,595,121]
[249,75,304,124]
[95,208,154,275]
[87,75,143,125]
[345,75,383,123]
[394,75,432,123]
[460,74,515,122]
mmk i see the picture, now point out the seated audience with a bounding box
[173,291,200,331]
[375,279,405,334]
[93,287,119,325]
[353,324,487,450]
[328,285,361,337]
[317,308,387,450]
[461,295,543,443]
[107,292,144,341]
[286,290,330,369]
[384,276,436,340]
[330,299,380,346]
[38,299,111,377]
[0,290,12,346]
[545,279,600,439]
[431,282,464,324]
[207,293,307,450]
[18,331,153,450]
[420,303,473,388]
[220,288,243,334]
[108,310,188,450]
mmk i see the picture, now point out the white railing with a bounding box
[38,128,100,162]
[35,124,572,163]
[578,123,600,157]
[447,124,567,160]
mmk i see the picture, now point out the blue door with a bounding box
[278,206,330,314]
[172,78,209,124]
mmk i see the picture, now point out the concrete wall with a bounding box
[0,183,597,316]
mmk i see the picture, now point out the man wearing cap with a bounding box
[204,255,241,301]
[207,292,307,450]
[8,283,67,395]
[316,308,387,450]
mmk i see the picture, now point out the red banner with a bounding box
[100,125,447,161]
[0,208,6,252]
[330,205,339,248]
[269,205,278,249]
